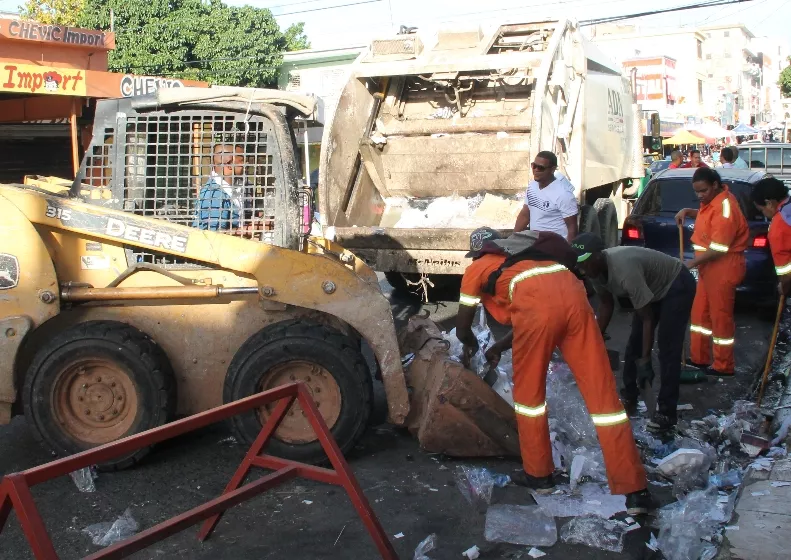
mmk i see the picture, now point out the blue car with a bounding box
[622,168,775,297]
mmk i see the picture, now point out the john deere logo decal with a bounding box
[0,254,19,290]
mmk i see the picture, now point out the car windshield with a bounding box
[636,178,762,221]
[650,160,670,173]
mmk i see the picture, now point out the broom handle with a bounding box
[757,296,785,406]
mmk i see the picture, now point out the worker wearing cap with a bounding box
[751,177,791,382]
[456,228,653,515]
[676,167,748,376]
[573,233,696,433]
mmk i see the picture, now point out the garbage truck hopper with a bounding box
[319,19,644,281]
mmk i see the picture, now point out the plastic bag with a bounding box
[69,467,96,493]
[82,508,139,547]
[657,486,730,560]
[484,504,557,547]
[530,483,626,519]
[546,362,597,447]
[413,533,437,560]
[560,515,626,553]
[442,307,492,378]
[566,447,607,488]
[453,466,494,509]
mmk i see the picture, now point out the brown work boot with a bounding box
[510,471,555,494]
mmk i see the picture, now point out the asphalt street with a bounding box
[0,277,776,560]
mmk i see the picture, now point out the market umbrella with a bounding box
[732,123,759,135]
[663,129,705,145]
[686,129,715,144]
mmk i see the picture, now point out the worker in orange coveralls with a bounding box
[676,168,748,377]
[751,177,791,384]
[455,227,653,515]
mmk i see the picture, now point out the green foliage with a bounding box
[284,22,310,51]
[780,58,791,98]
[20,0,86,25]
[77,0,309,87]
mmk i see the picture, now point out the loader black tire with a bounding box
[224,320,372,465]
[578,204,600,237]
[23,321,176,471]
[594,198,619,248]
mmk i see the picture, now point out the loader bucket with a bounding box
[399,315,520,457]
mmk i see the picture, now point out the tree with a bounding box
[780,58,791,98]
[284,22,310,51]
[20,0,86,25]
[75,0,308,87]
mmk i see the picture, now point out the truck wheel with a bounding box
[578,205,600,236]
[594,198,619,248]
[224,320,372,464]
[23,321,176,471]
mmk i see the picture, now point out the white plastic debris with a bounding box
[529,484,626,519]
[646,533,659,551]
[771,481,791,487]
[657,449,708,477]
[302,500,313,505]
[413,534,437,560]
[394,532,405,539]
[461,545,480,559]
[527,548,546,558]
[751,491,769,496]
[82,508,139,547]
[749,458,774,472]
[772,416,791,446]
[69,467,96,493]
[560,515,627,553]
[676,404,693,411]
[484,504,557,546]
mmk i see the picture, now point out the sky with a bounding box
[0,0,788,51]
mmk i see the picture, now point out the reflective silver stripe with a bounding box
[514,402,547,417]
[777,263,791,275]
[508,264,568,301]
[459,293,481,306]
[709,241,729,252]
[722,198,731,218]
[692,244,707,252]
[690,324,713,336]
[713,337,735,345]
[591,411,628,426]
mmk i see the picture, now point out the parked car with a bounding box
[736,143,791,191]
[622,168,774,297]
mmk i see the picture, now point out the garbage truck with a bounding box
[318,18,645,287]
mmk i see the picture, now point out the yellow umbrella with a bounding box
[662,129,706,145]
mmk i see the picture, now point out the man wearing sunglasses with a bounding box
[513,151,579,242]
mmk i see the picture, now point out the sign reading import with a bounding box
[1,19,114,49]
[1,63,86,95]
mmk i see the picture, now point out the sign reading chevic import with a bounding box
[0,63,86,96]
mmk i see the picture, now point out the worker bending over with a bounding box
[676,168,748,377]
[751,177,791,383]
[573,233,696,432]
[456,228,653,515]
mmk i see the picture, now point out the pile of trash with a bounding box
[437,307,791,560]
[384,193,523,230]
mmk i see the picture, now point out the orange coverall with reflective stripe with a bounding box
[690,186,748,373]
[459,254,511,325]
[769,199,791,278]
[461,258,647,495]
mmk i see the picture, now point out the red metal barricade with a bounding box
[0,382,398,560]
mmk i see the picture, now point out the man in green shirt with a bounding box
[572,233,697,432]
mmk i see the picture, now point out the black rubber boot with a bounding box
[510,471,555,494]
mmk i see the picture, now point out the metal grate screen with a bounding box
[82,110,286,266]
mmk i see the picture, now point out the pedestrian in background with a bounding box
[668,150,684,169]
[681,149,709,169]
[676,168,748,377]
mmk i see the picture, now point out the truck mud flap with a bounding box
[398,314,520,457]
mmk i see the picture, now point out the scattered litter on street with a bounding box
[333,524,347,546]
[751,490,769,496]
[771,481,791,487]
[560,514,627,553]
[82,508,139,547]
[529,483,626,518]
[69,467,96,493]
[657,449,709,477]
[484,504,557,547]
[394,532,405,539]
[453,466,508,507]
[461,544,480,559]
[677,404,694,411]
[302,500,313,505]
[527,548,546,558]
[646,533,659,551]
[413,534,437,560]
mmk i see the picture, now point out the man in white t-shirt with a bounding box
[514,150,579,241]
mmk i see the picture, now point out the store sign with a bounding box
[4,19,112,48]
[1,63,86,96]
[120,75,184,98]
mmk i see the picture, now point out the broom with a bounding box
[757,296,785,406]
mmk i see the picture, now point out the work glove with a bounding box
[636,358,654,388]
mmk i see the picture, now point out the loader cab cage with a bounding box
[75,98,302,267]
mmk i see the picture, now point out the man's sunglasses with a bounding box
[531,162,551,171]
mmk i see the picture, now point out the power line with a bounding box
[581,0,757,25]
